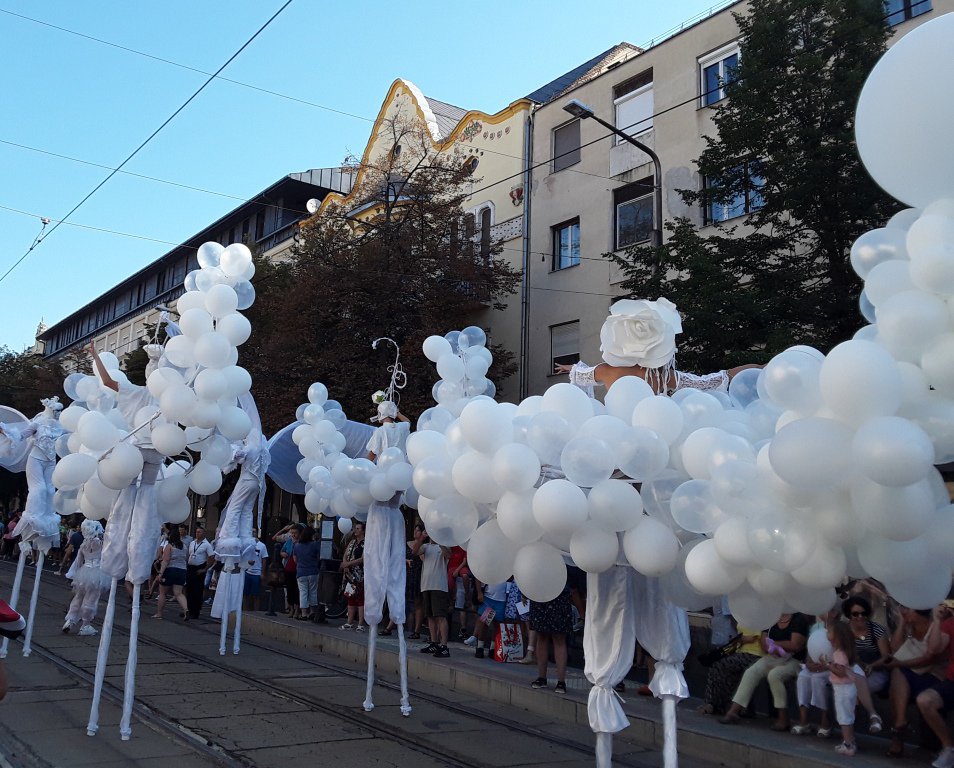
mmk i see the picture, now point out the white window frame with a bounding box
[614,82,653,143]
[699,42,741,108]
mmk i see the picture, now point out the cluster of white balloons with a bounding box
[292,383,413,532]
[418,326,495,432]
[50,241,259,527]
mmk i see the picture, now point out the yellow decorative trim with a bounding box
[315,79,531,218]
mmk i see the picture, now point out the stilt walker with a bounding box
[0,397,66,657]
[62,520,108,636]
[362,338,412,716]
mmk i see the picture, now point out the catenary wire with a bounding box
[0,0,919,292]
[0,0,294,287]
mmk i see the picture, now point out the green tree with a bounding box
[243,116,520,434]
[612,0,899,369]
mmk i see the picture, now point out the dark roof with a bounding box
[423,96,469,140]
[525,43,641,105]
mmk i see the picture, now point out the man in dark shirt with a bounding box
[57,521,83,577]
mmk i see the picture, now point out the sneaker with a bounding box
[433,645,450,658]
[554,681,567,694]
[816,726,833,739]
[339,623,353,630]
[531,677,548,689]
[354,625,365,632]
[869,714,883,734]
[419,642,439,654]
[835,741,857,757]
[933,747,954,768]
[62,619,73,634]
[203,598,213,606]
[474,648,485,659]
[457,628,469,642]
[463,635,478,647]
[519,651,536,665]
[790,724,812,735]
[0,600,25,639]
[78,625,97,637]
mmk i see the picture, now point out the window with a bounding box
[704,162,765,224]
[614,70,653,140]
[255,211,265,240]
[479,207,492,263]
[463,156,479,175]
[615,179,654,249]
[552,120,580,173]
[884,0,931,24]
[552,219,581,270]
[699,43,740,107]
[550,321,580,371]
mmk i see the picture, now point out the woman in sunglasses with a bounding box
[843,596,890,734]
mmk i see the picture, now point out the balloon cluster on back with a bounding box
[409,42,954,624]
[292,383,414,531]
[50,242,257,525]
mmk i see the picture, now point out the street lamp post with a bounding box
[563,99,663,249]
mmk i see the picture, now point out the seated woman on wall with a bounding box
[698,626,765,716]
[719,613,810,731]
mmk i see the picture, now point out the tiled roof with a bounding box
[526,42,641,105]
[422,96,469,141]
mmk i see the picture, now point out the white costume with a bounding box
[64,520,109,634]
[0,397,66,658]
[211,392,270,656]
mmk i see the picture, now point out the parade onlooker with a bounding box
[2,511,21,560]
[719,613,810,730]
[886,605,947,757]
[844,596,887,733]
[698,627,765,717]
[465,579,505,658]
[828,621,860,756]
[274,524,302,619]
[153,526,189,620]
[294,526,320,621]
[412,525,450,657]
[340,522,365,630]
[447,545,470,642]
[243,532,269,611]
[185,526,214,619]
[529,576,574,694]
[56,519,83,577]
[405,524,424,639]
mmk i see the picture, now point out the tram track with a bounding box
[0,564,657,768]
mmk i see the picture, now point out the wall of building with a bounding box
[524,0,953,397]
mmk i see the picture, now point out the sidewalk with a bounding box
[239,610,936,768]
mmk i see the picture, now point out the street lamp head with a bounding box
[563,99,595,120]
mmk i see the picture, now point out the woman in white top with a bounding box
[153,526,190,620]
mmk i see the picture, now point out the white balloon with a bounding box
[160,384,197,425]
[531,479,587,537]
[221,365,252,396]
[603,375,654,421]
[714,517,755,567]
[512,541,566,602]
[146,368,183,400]
[560,436,615,487]
[151,423,187,457]
[855,14,954,207]
[176,290,207,314]
[194,331,233,369]
[157,473,189,507]
[727,583,783,632]
[587,479,643,532]
[77,411,120,451]
[163,498,192,525]
[495,489,543,545]
[850,476,935,542]
[850,228,909,280]
[526,411,573,465]
[406,431,449,465]
[424,493,478,546]
[216,312,252,346]
[819,340,903,426]
[423,335,453,363]
[219,243,253,278]
[178,307,214,339]
[164,334,196,368]
[412,454,455,499]
[569,527,619,573]
[201,434,233,468]
[436,353,465,383]
[632,395,684,444]
[59,404,88,434]
[684,538,746,595]
[876,289,949,363]
[491,443,540,492]
[217,405,252,441]
[541,382,594,430]
[97,443,144,490]
[670,479,728,534]
[622,517,679,576]
[467,519,520,584]
[189,460,222,495]
[768,417,854,491]
[197,241,224,269]
[852,416,934,487]
[791,542,847,590]
[459,399,512,454]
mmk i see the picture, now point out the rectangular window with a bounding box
[550,321,580,371]
[614,70,654,140]
[884,0,931,24]
[704,162,765,224]
[699,43,740,107]
[614,179,654,249]
[552,119,580,173]
[552,219,581,270]
[255,211,265,240]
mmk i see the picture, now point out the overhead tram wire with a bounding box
[0,0,294,287]
[0,0,914,287]
[0,6,370,124]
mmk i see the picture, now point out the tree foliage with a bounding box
[243,116,520,434]
[611,0,900,367]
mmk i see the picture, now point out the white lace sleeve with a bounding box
[673,370,729,393]
[568,362,602,398]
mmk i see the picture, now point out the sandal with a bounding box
[696,703,715,715]
[719,713,741,725]
[869,713,883,734]
[887,724,908,758]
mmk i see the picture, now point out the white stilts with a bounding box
[87,579,118,736]
[21,550,45,657]
[363,623,377,711]
[119,583,141,740]
[0,547,28,658]
[397,622,411,716]
[232,605,242,655]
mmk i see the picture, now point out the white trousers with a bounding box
[363,503,406,626]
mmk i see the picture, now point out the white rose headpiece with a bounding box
[599,298,682,369]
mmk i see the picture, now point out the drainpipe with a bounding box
[518,108,534,401]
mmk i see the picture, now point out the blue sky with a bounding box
[0,0,731,351]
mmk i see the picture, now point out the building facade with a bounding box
[523,0,947,397]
